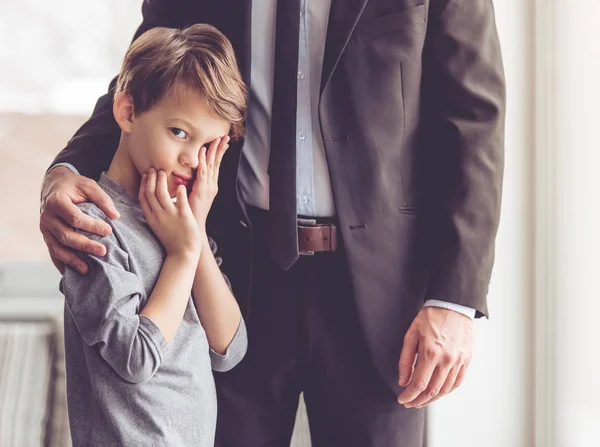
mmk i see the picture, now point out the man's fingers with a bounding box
[408,364,452,408]
[451,362,469,392]
[42,229,89,274]
[79,178,120,219]
[397,344,438,405]
[396,307,473,408]
[419,365,462,407]
[398,330,418,387]
[41,228,66,274]
[47,193,112,237]
[50,256,66,275]
[45,217,106,257]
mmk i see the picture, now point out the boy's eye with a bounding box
[170,128,187,139]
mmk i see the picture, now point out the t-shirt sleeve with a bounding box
[209,317,248,372]
[205,235,246,371]
[61,204,168,384]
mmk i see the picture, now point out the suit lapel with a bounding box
[321,0,370,93]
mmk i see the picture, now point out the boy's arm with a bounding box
[191,234,247,372]
[62,207,198,384]
[48,0,207,179]
[139,254,198,344]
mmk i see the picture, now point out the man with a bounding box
[40,0,505,445]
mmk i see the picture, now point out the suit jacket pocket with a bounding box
[351,4,426,43]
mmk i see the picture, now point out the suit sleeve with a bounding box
[61,205,168,384]
[48,0,209,179]
[420,0,506,318]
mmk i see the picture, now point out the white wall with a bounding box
[428,1,536,445]
[553,1,600,445]
[0,0,141,114]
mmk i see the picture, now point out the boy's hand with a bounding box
[139,168,202,259]
[189,136,230,229]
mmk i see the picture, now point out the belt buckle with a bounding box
[298,217,317,256]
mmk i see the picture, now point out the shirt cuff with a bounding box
[138,314,169,355]
[209,317,248,372]
[423,299,476,320]
[49,162,80,176]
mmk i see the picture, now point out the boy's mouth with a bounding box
[173,173,191,187]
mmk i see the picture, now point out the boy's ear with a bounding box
[113,92,135,133]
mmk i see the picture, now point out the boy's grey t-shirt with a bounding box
[60,172,247,447]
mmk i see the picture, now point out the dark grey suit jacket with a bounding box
[51,0,505,391]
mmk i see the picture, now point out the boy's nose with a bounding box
[179,150,199,169]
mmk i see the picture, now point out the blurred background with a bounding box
[0,0,598,446]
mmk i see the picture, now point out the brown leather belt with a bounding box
[297,217,338,255]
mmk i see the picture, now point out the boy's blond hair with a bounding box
[115,24,247,140]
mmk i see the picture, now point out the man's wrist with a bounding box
[423,299,476,320]
[48,162,80,176]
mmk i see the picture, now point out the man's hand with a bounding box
[397,306,473,408]
[40,166,120,274]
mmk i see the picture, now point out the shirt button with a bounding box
[301,196,310,204]
[297,71,304,80]
[298,131,306,141]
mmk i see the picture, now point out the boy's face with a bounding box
[126,85,231,198]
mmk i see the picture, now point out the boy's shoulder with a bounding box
[76,201,109,220]
[70,202,132,271]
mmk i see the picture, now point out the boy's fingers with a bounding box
[138,173,152,217]
[212,136,229,184]
[156,170,174,210]
[214,136,230,169]
[197,147,208,181]
[176,185,189,211]
[206,137,220,168]
[145,168,162,211]
[78,178,120,219]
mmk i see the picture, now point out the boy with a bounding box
[59,24,248,446]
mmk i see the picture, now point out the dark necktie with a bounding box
[268,0,301,270]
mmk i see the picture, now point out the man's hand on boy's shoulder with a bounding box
[188,135,230,229]
[40,166,120,275]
